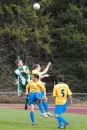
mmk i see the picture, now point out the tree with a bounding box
[0,0,87,92]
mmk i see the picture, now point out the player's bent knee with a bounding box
[55,114,59,118]
[42,97,47,102]
[18,90,23,97]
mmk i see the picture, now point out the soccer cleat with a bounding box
[58,126,63,129]
[32,122,35,125]
[46,112,53,117]
[64,122,69,129]
[40,113,43,116]
[25,104,28,110]
[40,113,48,118]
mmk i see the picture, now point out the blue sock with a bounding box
[30,112,35,123]
[59,121,62,128]
[57,115,68,124]
[42,102,49,112]
[56,116,62,128]
[38,102,44,113]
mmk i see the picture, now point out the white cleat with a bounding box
[40,113,48,118]
[45,112,53,117]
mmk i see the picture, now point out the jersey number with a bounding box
[61,89,65,97]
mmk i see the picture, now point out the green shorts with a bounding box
[18,83,28,91]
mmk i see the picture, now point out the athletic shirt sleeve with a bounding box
[24,65,30,74]
[53,85,57,97]
[26,80,31,89]
[67,86,72,96]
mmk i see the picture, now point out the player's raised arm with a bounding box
[41,62,51,75]
[40,74,49,80]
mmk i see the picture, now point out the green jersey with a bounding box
[14,65,30,86]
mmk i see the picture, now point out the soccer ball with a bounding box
[33,3,40,10]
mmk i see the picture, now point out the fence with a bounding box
[0,92,87,104]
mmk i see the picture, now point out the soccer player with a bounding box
[25,74,47,125]
[32,62,53,117]
[14,59,30,110]
[53,74,72,129]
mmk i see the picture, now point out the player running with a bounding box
[53,74,72,129]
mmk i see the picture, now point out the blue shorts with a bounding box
[54,101,68,115]
[28,92,42,105]
[41,91,44,97]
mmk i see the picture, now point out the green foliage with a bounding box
[0,0,87,92]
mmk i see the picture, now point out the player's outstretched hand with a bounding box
[68,100,72,106]
[69,101,72,105]
[45,74,49,77]
[44,97,48,101]
[48,62,51,66]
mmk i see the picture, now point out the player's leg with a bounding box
[40,90,53,117]
[41,91,53,117]
[54,105,63,129]
[17,84,24,103]
[18,90,23,97]
[56,115,69,129]
[28,92,37,125]
[30,104,35,125]
[36,92,48,117]
[29,92,44,124]
[17,90,23,104]
[25,94,28,110]
[38,102,48,117]
[24,83,29,110]
[42,99,53,117]
[54,103,69,129]
[18,84,28,110]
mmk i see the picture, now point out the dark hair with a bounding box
[15,59,22,65]
[33,74,39,79]
[57,74,64,82]
[32,64,39,69]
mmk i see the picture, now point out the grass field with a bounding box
[0,108,87,130]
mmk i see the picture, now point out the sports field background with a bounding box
[0,93,87,130]
[0,104,87,130]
